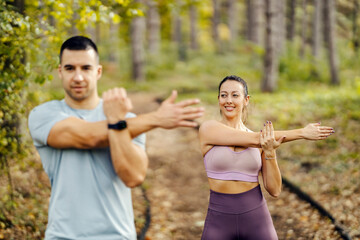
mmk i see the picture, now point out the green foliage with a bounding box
[0,1,140,236]
[136,40,263,97]
[278,47,327,85]
[25,0,132,37]
[0,1,42,168]
[0,0,140,166]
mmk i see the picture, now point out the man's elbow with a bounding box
[122,173,146,188]
[116,167,146,188]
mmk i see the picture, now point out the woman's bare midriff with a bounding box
[208,178,259,194]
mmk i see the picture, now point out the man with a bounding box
[28,36,204,240]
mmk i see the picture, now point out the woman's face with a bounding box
[218,80,249,120]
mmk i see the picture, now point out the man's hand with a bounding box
[102,88,133,123]
[302,123,334,140]
[155,90,205,129]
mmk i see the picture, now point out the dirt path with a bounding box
[130,93,342,240]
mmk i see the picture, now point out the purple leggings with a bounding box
[201,185,278,240]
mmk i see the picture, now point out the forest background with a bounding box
[0,0,359,239]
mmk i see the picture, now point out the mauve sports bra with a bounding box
[204,146,262,182]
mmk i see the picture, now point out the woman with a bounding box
[199,75,334,239]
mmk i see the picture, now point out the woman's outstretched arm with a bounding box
[199,120,334,148]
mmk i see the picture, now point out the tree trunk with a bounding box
[286,0,296,41]
[171,3,180,43]
[108,21,118,62]
[9,0,25,14]
[49,5,56,27]
[172,2,187,61]
[299,0,307,58]
[130,0,146,82]
[352,0,359,51]
[146,0,160,54]
[227,0,237,42]
[262,0,279,92]
[88,22,101,44]
[246,0,263,45]
[246,0,252,41]
[274,0,286,54]
[212,0,221,51]
[323,0,339,85]
[312,0,323,57]
[71,1,79,35]
[189,4,199,50]
[176,14,187,61]
[95,22,101,43]
[322,0,328,47]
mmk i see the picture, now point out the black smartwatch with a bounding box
[108,120,127,130]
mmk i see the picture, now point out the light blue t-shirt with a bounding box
[28,99,145,240]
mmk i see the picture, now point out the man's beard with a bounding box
[65,87,91,101]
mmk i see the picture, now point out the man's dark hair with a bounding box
[59,36,99,63]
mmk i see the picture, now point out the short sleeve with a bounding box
[133,132,146,150]
[28,101,70,147]
[125,112,146,150]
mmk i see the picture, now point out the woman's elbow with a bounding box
[269,189,281,198]
[264,183,282,198]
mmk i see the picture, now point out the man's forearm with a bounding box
[48,117,108,149]
[48,111,160,149]
[84,112,158,148]
[108,129,148,188]
[126,112,159,138]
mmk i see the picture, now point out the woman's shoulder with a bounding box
[199,119,221,131]
[199,120,218,153]
[200,119,224,127]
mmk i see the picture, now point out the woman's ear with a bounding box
[244,95,250,106]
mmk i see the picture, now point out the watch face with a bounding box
[108,120,127,130]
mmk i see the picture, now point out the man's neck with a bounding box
[64,95,100,110]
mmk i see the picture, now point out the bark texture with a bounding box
[323,0,339,85]
[130,0,146,82]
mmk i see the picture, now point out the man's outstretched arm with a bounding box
[47,90,205,149]
[126,90,205,137]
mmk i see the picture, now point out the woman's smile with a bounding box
[224,106,235,111]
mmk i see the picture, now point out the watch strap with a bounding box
[108,120,127,130]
